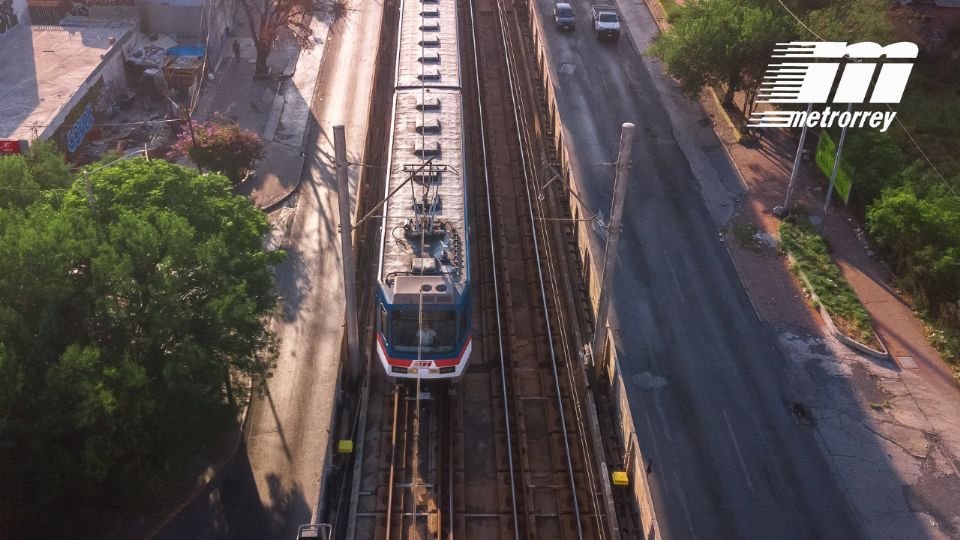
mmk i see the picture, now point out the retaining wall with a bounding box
[523,2,661,537]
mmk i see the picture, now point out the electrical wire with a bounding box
[772,0,958,196]
[774,0,825,41]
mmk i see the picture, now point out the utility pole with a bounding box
[774,102,814,218]
[820,102,854,232]
[335,124,361,380]
[591,122,634,377]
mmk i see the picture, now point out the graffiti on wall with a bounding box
[93,79,120,116]
[66,104,94,153]
[52,78,104,156]
[0,0,19,34]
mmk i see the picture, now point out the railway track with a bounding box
[465,0,604,535]
[335,0,618,535]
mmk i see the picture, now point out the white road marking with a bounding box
[723,409,755,492]
[665,252,687,304]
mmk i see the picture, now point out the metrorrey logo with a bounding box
[748,41,918,133]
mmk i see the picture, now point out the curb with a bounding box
[706,86,746,144]
[719,231,767,324]
[641,0,747,147]
[255,16,330,213]
[786,252,891,360]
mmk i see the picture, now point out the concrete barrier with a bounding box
[786,252,890,360]
[603,329,662,540]
[524,1,661,537]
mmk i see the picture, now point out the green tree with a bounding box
[841,129,909,208]
[0,159,284,538]
[805,0,896,44]
[867,186,960,308]
[0,155,41,209]
[648,0,795,112]
[25,139,73,191]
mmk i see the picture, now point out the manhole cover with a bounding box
[791,402,815,426]
[559,63,576,75]
[897,356,918,369]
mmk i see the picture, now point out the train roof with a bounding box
[396,0,461,88]
[378,0,468,305]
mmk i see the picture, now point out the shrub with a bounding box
[779,217,879,348]
[168,116,263,184]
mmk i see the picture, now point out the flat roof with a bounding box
[0,24,131,141]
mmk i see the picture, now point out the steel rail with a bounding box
[490,0,585,536]
[466,0,521,534]
[384,387,401,539]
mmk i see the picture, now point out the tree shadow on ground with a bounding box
[152,441,310,540]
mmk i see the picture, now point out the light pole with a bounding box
[334,124,361,380]
[820,102,854,232]
[774,102,814,218]
[591,122,634,377]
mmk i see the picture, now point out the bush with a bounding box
[779,217,879,348]
[168,115,264,184]
[867,186,960,309]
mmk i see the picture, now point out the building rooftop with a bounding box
[0,23,131,141]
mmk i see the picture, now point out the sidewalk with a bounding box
[193,18,330,209]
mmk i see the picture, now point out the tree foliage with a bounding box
[867,186,960,310]
[168,116,264,184]
[238,0,344,75]
[648,0,795,108]
[804,0,897,44]
[0,141,70,209]
[0,158,283,538]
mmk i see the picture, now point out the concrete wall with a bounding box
[137,1,202,38]
[524,0,662,537]
[136,0,238,69]
[43,27,133,150]
[202,0,237,67]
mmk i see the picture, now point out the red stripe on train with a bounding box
[377,334,471,367]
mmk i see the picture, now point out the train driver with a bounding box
[418,324,437,347]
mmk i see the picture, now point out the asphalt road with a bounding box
[152,4,382,539]
[532,2,865,538]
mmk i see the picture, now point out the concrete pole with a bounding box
[335,125,361,380]
[591,122,634,377]
[820,102,853,232]
[775,102,814,217]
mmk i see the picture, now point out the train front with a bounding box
[376,259,472,380]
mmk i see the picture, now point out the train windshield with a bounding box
[391,310,457,354]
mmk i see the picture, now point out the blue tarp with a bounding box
[166,44,205,57]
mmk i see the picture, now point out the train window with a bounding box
[391,310,456,354]
[458,311,468,342]
[379,305,387,335]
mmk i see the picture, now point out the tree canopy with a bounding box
[0,157,283,538]
[238,0,344,75]
[647,0,795,107]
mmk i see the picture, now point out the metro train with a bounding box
[374,0,472,379]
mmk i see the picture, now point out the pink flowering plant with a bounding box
[168,115,264,184]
